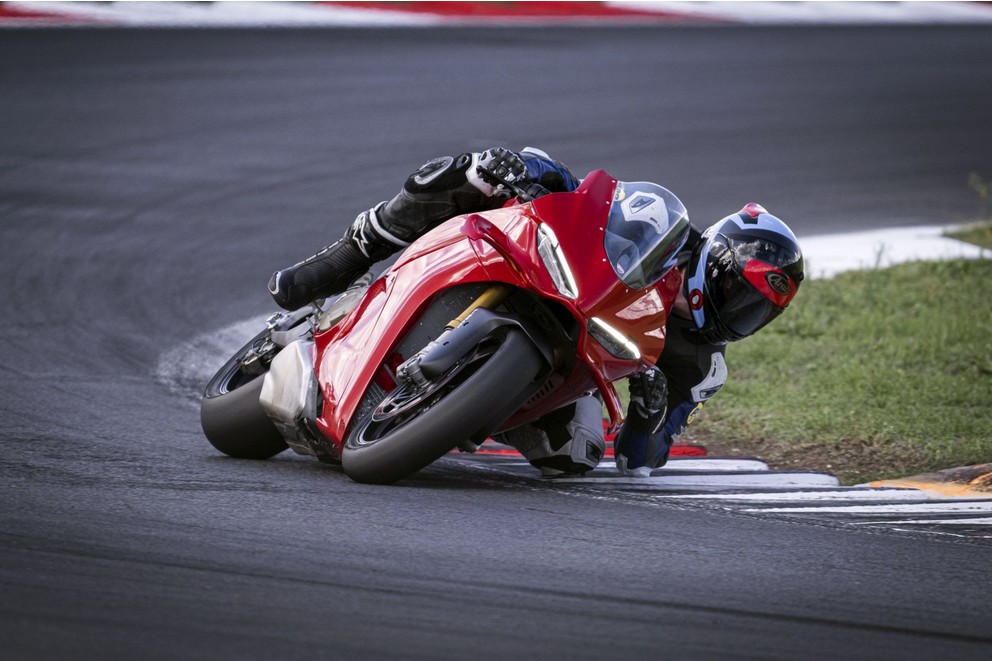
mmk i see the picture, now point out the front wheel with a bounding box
[342,329,545,484]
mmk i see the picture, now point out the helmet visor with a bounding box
[711,267,784,339]
[726,234,803,292]
[705,236,793,340]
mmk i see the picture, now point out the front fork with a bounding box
[396,284,514,387]
[448,283,513,328]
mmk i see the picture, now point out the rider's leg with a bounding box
[267,203,404,311]
[268,154,498,310]
[496,395,606,476]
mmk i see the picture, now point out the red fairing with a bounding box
[529,174,682,378]
[312,170,682,454]
[312,225,494,449]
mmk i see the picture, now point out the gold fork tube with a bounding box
[447,284,513,329]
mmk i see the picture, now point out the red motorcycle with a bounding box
[200,170,689,484]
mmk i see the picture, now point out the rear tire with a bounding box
[200,329,288,460]
[342,329,544,484]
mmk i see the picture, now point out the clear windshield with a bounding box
[603,181,690,289]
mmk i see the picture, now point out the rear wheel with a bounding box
[200,328,289,460]
[342,329,544,484]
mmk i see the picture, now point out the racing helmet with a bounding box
[684,203,804,344]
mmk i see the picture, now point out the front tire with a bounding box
[342,329,544,484]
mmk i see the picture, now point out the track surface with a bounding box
[2,28,991,659]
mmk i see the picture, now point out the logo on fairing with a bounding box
[620,192,669,233]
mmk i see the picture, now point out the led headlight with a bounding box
[588,317,641,360]
[536,223,578,300]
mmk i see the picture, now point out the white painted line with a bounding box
[662,458,770,471]
[9,0,992,27]
[465,458,769,472]
[471,460,531,466]
[657,489,929,502]
[746,502,992,515]
[800,225,987,280]
[3,1,440,26]
[854,517,992,526]
[553,472,840,488]
[616,1,992,25]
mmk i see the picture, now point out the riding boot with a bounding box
[268,203,405,310]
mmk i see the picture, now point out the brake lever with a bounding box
[479,169,550,203]
[481,168,531,201]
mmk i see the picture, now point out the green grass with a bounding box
[679,257,992,484]
[946,221,992,250]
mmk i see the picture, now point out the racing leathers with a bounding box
[268,147,726,476]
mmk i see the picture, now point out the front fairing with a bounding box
[530,172,686,376]
[312,170,686,450]
[464,172,686,428]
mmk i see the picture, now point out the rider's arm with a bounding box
[517,147,580,193]
[472,147,580,197]
[375,147,579,247]
[655,317,728,466]
[615,315,728,471]
[613,367,668,472]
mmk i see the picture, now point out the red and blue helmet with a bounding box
[684,203,804,344]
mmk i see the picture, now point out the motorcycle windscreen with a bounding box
[603,181,690,290]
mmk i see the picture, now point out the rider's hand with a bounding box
[476,147,528,189]
[519,182,552,201]
[613,368,668,477]
[626,367,668,435]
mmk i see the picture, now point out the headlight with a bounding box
[536,223,578,299]
[588,317,641,360]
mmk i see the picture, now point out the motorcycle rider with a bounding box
[268,148,805,477]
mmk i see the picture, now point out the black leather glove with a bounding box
[476,147,528,188]
[518,182,552,201]
[626,367,668,435]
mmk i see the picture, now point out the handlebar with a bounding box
[479,168,551,203]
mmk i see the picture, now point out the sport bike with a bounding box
[200,170,689,484]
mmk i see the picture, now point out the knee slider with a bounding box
[501,396,606,476]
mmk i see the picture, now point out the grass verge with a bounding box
[678,254,992,485]
[946,220,992,249]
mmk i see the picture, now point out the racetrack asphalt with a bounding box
[1,27,991,659]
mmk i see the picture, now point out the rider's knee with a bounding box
[497,396,606,476]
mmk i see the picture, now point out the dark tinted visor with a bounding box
[715,271,784,337]
[706,238,786,339]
